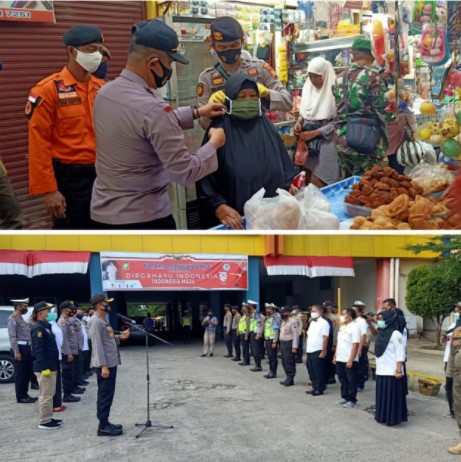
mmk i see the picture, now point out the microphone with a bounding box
[116,313,136,324]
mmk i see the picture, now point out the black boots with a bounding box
[279,376,294,386]
[264,371,277,379]
[98,419,123,437]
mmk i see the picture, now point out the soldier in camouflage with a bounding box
[334,38,391,178]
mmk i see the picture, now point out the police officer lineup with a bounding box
[21,16,292,230]
[7,295,130,435]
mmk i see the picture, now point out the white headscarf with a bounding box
[299,57,337,121]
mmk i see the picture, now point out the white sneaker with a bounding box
[336,399,347,405]
[343,401,356,409]
[38,421,61,430]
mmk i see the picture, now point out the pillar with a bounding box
[375,258,391,312]
[246,256,260,311]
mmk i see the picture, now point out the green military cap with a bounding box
[211,16,244,42]
[63,25,104,47]
[351,38,372,52]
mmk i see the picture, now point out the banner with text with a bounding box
[100,252,248,291]
[0,1,55,23]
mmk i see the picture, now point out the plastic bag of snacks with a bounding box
[302,208,339,230]
[302,183,330,212]
[408,163,455,194]
[244,188,303,230]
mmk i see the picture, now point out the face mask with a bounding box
[377,320,387,329]
[92,61,109,79]
[46,312,57,323]
[340,315,346,323]
[311,312,319,319]
[229,99,261,120]
[281,314,289,319]
[455,313,460,320]
[216,48,241,65]
[76,314,83,320]
[73,48,102,73]
[151,60,173,88]
[20,307,28,315]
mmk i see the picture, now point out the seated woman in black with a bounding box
[198,73,296,230]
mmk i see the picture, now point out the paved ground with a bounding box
[0,339,457,462]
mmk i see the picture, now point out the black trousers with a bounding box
[61,355,73,395]
[53,160,96,230]
[307,350,326,393]
[94,214,176,230]
[250,333,262,367]
[78,352,85,383]
[280,340,296,378]
[12,345,32,400]
[224,332,233,355]
[183,326,191,343]
[232,330,240,359]
[296,334,304,362]
[96,366,118,423]
[83,350,91,374]
[446,376,454,414]
[240,334,250,364]
[357,346,369,388]
[72,353,80,390]
[337,361,358,404]
[53,361,63,408]
[327,346,336,381]
[264,339,278,375]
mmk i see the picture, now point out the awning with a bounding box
[264,256,355,278]
[0,250,90,278]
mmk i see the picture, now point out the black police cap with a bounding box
[132,19,189,65]
[63,25,103,47]
[34,301,55,313]
[211,16,244,42]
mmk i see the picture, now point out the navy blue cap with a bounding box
[211,17,244,42]
[63,25,103,47]
[34,301,55,313]
[132,19,189,65]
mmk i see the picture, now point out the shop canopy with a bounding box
[264,256,355,278]
[0,250,90,278]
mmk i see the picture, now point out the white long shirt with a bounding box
[336,322,360,363]
[444,322,456,363]
[306,317,330,353]
[375,330,406,376]
[50,320,63,359]
[79,319,89,351]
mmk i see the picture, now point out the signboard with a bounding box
[100,252,248,291]
[0,1,55,23]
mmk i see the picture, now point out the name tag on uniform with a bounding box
[212,77,224,86]
[54,80,82,106]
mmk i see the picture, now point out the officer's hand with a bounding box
[272,343,277,350]
[332,357,337,365]
[42,369,51,377]
[67,354,73,362]
[208,91,226,104]
[291,348,297,354]
[208,127,226,149]
[44,191,67,219]
[215,204,243,230]
[14,352,22,361]
[294,121,302,136]
[101,366,110,379]
[257,83,270,99]
[120,330,130,341]
[200,102,226,119]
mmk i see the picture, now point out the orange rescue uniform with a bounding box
[26,66,105,195]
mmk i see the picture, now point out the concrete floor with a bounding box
[0,339,457,462]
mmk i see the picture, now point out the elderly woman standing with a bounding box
[375,310,408,426]
[294,57,340,188]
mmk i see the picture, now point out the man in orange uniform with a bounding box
[26,25,106,229]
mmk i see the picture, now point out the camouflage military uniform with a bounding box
[197,56,292,129]
[334,63,391,178]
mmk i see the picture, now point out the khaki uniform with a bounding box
[280,318,299,380]
[58,317,78,355]
[70,317,84,352]
[89,316,121,368]
[197,56,292,129]
[223,311,233,356]
[7,313,31,353]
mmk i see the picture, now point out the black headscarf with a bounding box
[375,310,399,358]
[394,308,408,337]
[225,73,260,100]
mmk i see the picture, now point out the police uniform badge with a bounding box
[37,331,43,338]
[212,77,224,86]
[213,31,223,41]
[197,83,204,97]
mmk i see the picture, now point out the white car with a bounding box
[0,306,33,384]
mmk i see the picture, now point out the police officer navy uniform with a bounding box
[89,294,129,436]
[197,16,292,129]
[7,298,37,403]
[31,302,62,430]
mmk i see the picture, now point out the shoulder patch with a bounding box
[199,66,215,77]
[263,62,277,78]
[25,93,43,120]
[197,83,204,97]
[37,330,43,338]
